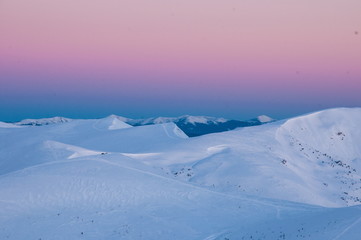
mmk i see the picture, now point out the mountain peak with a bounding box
[97,116,132,130]
[256,115,274,123]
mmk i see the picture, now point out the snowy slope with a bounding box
[1,155,361,240]
[134,108,361,207]
[0,121,22,128]
[1,108,361,239]
[92,115,132,130]
[0,117,186,175]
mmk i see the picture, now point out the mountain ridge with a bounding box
[13,114,274,137]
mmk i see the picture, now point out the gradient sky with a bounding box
[1,0,360,122]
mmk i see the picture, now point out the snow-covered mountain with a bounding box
[16,116,72,126]
[1,108,361,239]
[150,108,361,207]
[253,114,274,123]
[14,114,273,137]
[130,115,229,125]
[119,114,274,137]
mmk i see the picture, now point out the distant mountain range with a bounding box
[15,115,274,137]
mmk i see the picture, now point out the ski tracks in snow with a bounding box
[331,215,361,240]
[203,230,231,240]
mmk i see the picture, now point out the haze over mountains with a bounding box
[1,108,361,239]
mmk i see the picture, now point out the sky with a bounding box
[0,0,360,122]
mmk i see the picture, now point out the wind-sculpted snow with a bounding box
[1,108,361,239]
[1,156,361,240]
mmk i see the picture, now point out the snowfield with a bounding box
[1,108,361,239]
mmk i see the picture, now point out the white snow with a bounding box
[257,115,274,123]
[107,114,131,123]
[171,124,189,138]
[92,115,132,130]
[16,116,72,126]
[0,107,361,239]
[145,116,177,124]
[0,121,22,128]
[126,115,228,126]
[184,115,210,124]
[44,140,104,159]
[182,115,228,125]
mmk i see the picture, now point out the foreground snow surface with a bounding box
[1,108,361,239]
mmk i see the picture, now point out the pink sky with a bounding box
[0,0,360,121]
